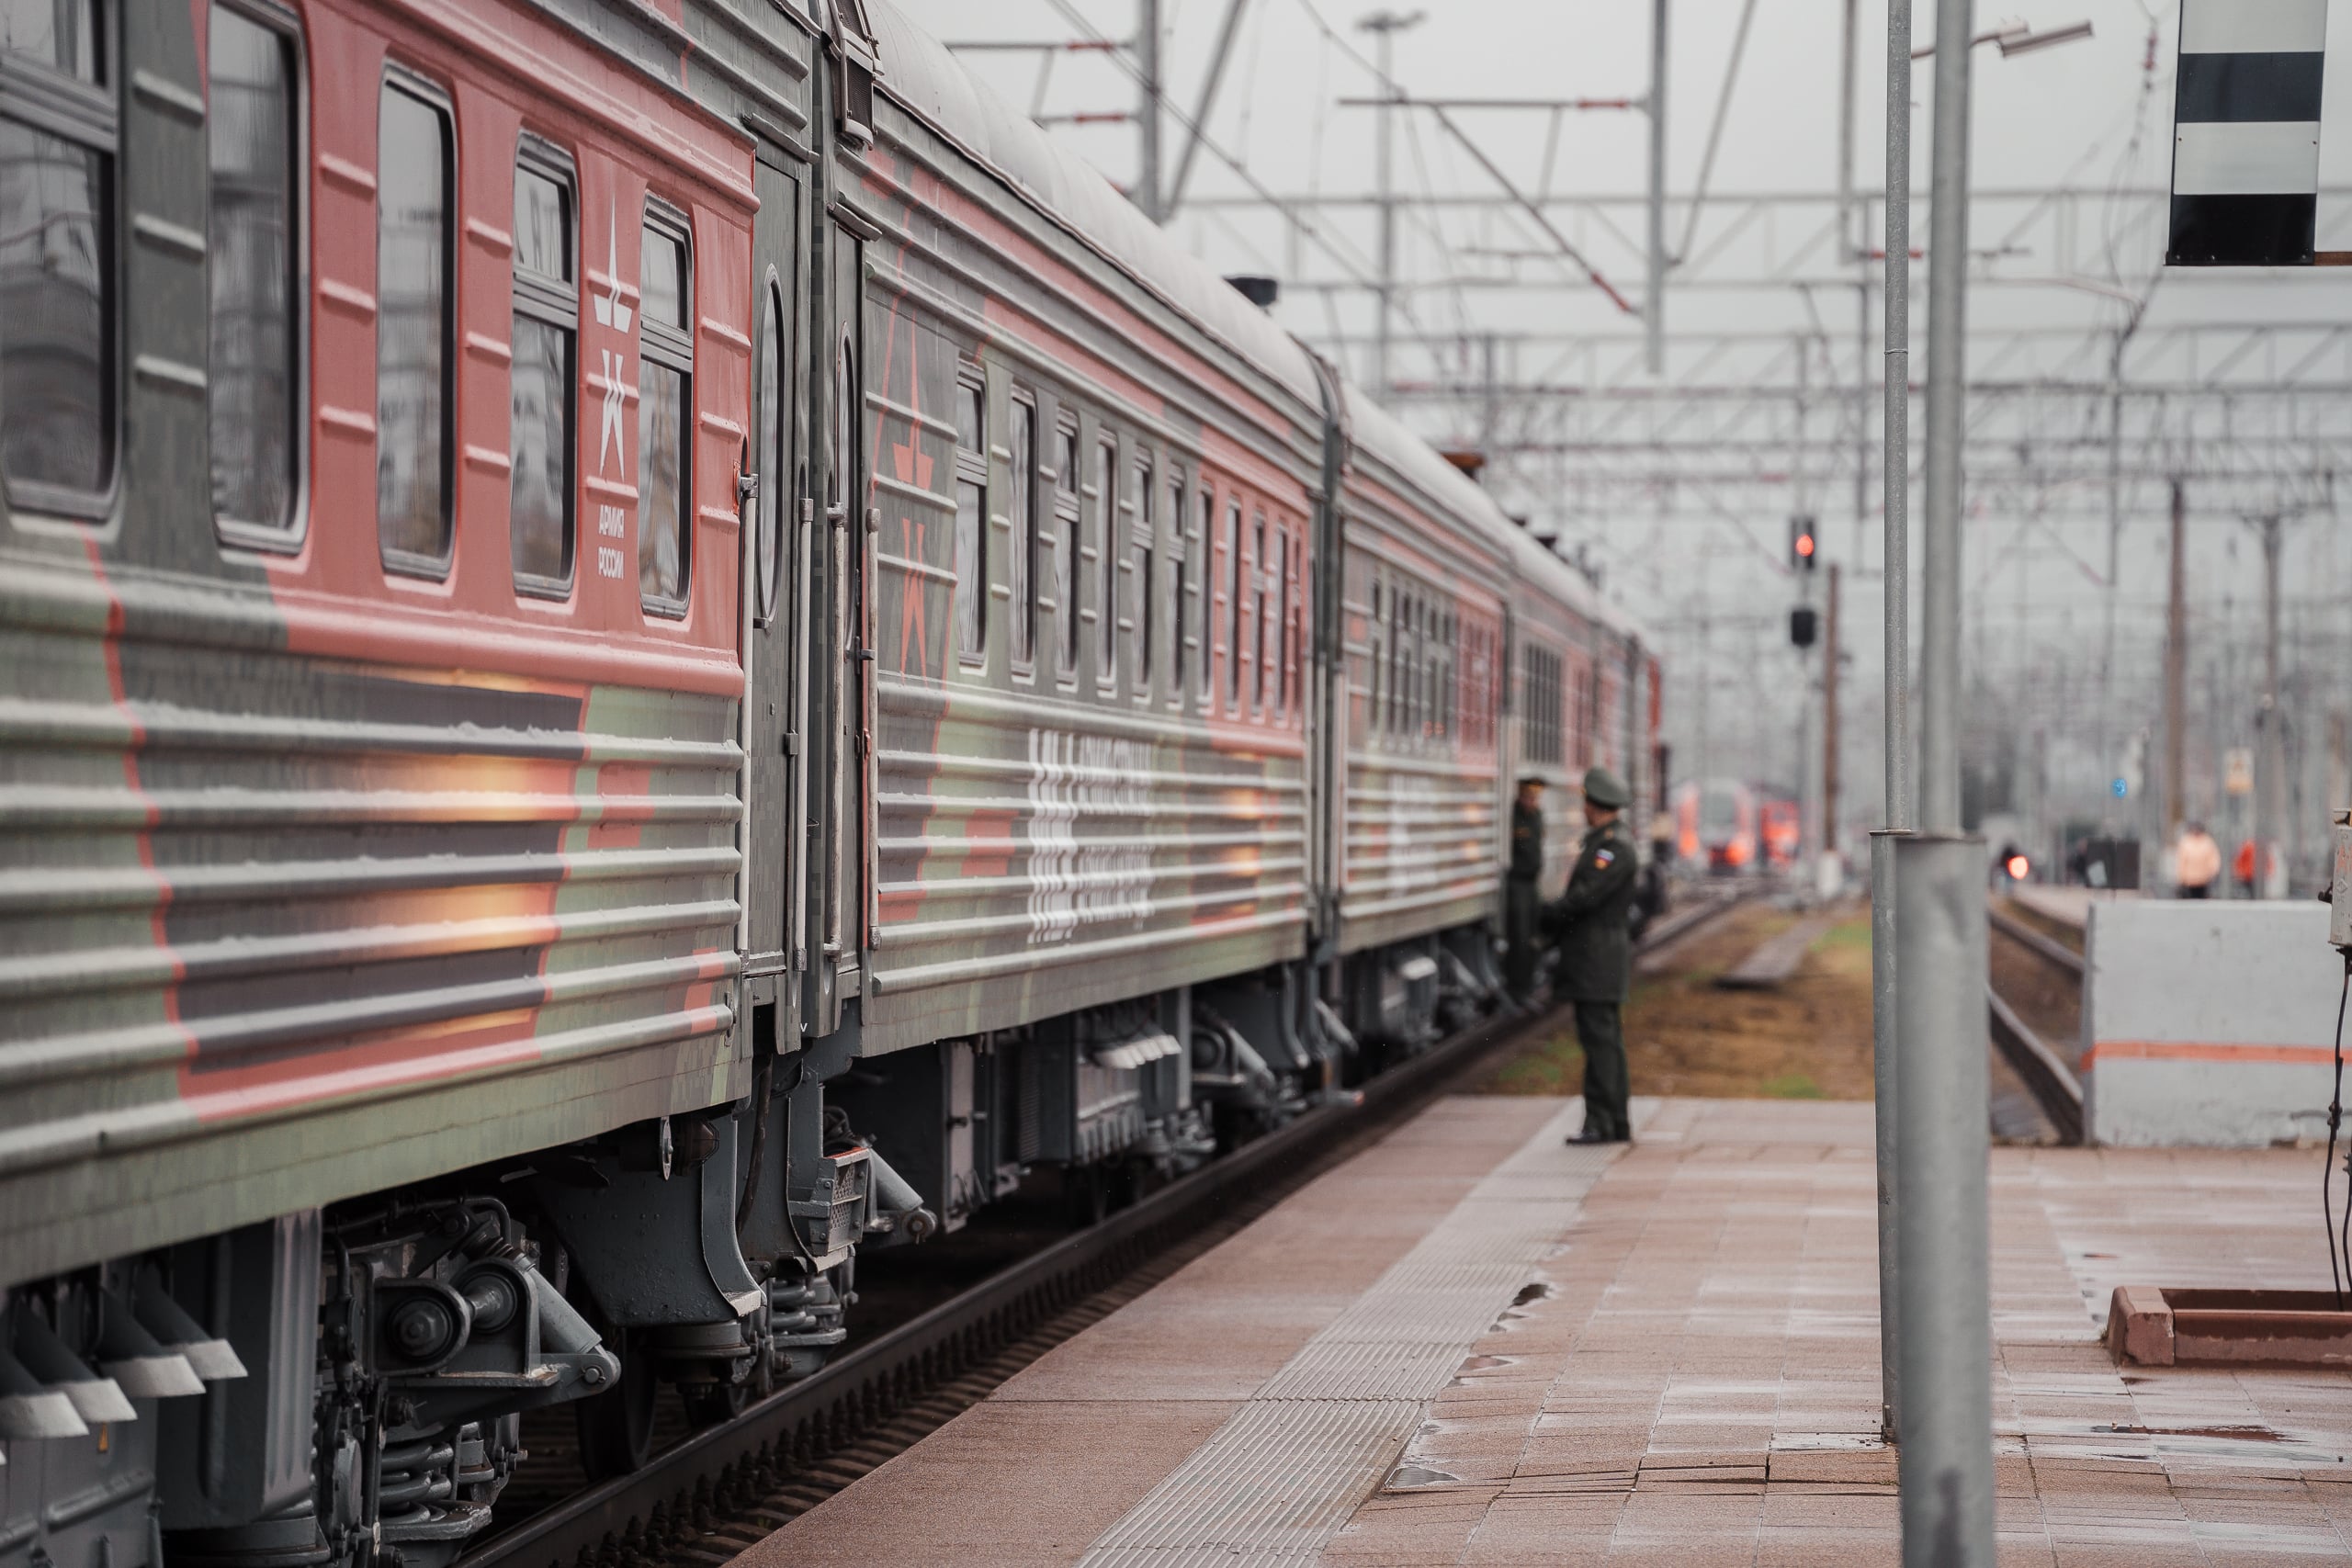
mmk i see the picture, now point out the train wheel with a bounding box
[679,1380,749,1428]
[1063,1166,1109,1228]
[575,1331,658,1478]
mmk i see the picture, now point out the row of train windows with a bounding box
[951,367,1298,716]
[0,2,693,614]
[377,79,695,611]
[1519,641,1608,767]
[1363,576,1467,747]
[1368,578,1488,747]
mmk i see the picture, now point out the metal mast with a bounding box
[1136,0,1164,220]
[1357,8,1423,397]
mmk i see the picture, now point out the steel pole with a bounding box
[1896,0,1996,1556]
[2259,515,2283,896]
[1374,19,1394,396]
[1874,0,1915,1449]
[1136,0,1163,220]
[1645,0,1668,375]
[1919,0,1968,838]
[1894,833,1995,1564]
[2165,480,2187,848]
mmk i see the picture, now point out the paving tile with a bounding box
[738,1097,2352,1568]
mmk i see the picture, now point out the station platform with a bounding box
[736,1095,2352,1566]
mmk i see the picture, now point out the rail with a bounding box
[1988,900,2086,977]
[1985,986,2084,1145]
[458,892,1752,1568]
[1984,897,2086,1144]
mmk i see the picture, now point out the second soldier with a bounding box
[1548,765,1640,1145]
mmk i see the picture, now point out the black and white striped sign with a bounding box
[2166,0,2327,265]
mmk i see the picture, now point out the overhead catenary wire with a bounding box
[1673,0,1760,266]
[1035,0,1412,320]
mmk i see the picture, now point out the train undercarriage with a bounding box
[0,928,1505,1568]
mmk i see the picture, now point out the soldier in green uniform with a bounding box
[1548,765,1640,1145]
[1502,776,1544,1003]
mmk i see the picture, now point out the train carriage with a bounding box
[0,0,1657,1562]
[1330,391,1517,1048]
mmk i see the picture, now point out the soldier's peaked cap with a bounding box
[1581,766,1631,809]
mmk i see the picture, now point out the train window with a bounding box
[1169,469,1187,707]
[1053,419,1078,675]
[637,209,693,612]
[1392,592,1411,738]
[1367,581,1384,735]
[377,80,454,571]
[1435,610,1450,739]
[1374,585,1392,738]
[1193,487,1213,701]
[1423,602,1436,739]
[1277,529,1293,717]
[1,0,98,77]
[1224,500,1242,707]
[954,368,985,663]
[1009,393,1035,668]
[510,149,576,593]
[1422,602,1436,737]
[208,4,299,546]
[1523,643,1563,764]
[1132,457,1153,694]
[1251,513,1269,715]
[1091,435,1114,685]
[0,0,111,516]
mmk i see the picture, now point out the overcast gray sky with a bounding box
[893,0,2352,852]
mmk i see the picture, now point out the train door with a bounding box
[797,164,876,1038]
[743,144,808,1028]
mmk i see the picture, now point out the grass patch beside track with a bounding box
[1476,898,1877,1101]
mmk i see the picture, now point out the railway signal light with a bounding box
[1790,606,1818,649]
[1789,515,1818,571]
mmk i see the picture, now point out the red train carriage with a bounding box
[3,0,799,1554]
[0,0,1657,1560]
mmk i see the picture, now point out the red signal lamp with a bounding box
[2005,853,2030,881]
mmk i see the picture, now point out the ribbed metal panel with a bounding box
[0,558,744,1283]
[865,679,1308,1051]
[1337,751,1498,954]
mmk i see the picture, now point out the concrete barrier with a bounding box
[2083,900,2347,1147]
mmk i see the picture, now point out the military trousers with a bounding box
[1501,879,1542,1000]
[1575,1000,1630,1140]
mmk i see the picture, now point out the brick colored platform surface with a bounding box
[736,1096,1572,1568]
[733,1096,2352,1567]
[1336,1099,2352,1566]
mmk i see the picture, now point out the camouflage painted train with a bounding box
[0,0,1654,1561]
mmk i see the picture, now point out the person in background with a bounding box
[1630,811,1674,942]
[1502,776,1545,1004]
[1550,766,1640,1145]
[2175,821,2220,899]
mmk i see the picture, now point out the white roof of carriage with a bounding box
[865,0,1647,649]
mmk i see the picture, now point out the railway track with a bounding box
[1986,899,2086,1144]
[458,889,1748,1568]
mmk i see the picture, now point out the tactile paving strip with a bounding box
[1076,1106,1618,1566]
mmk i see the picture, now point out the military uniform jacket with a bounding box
[1550,817,1640,1002]
[1508,800,1544,883]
